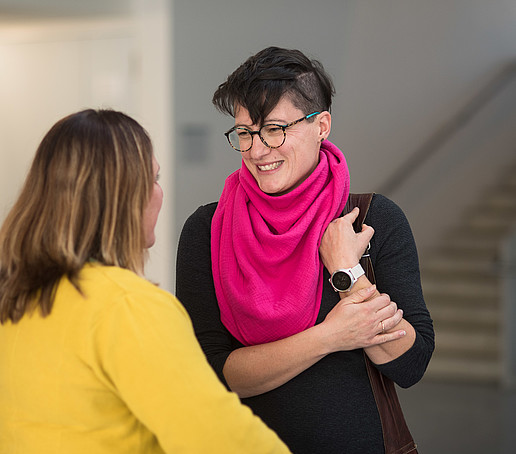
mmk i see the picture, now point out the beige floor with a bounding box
[397,378,516,454]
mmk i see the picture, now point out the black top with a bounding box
[176,194,434,454]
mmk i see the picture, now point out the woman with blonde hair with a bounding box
[0,109,290,454]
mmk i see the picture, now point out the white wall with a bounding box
[173,0,516,256]
[2,0,516,289]
[0,0,174,290]
[0,18,137,212]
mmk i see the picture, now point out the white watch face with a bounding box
[332,271,352,292]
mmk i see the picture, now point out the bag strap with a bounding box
[344,193,376,282]
[343,193,418,454]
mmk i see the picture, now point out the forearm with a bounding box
[223,324,328,398]
[223,285,396,398]
[364,318,415,364]
[321,194,432,373]
[342,276,416,364]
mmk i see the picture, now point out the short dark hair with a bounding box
[213,46,335,125]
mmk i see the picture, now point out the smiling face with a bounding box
[235,96,331,196]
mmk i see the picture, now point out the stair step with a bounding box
[421,256,497,274]
[424,356,501,384]
[417,158,516,386]
[422,272,498,284]
[433,329,499,357]
[421,270,499,286]
[436,244,501,259]
[442,233,505,251]
[445,229,505,243]
[425,295,498,310]
[493,175,516,188]
[466,216,516,232]
[484,192,516,208]
[423,281,499,302]
[430,306,499,329]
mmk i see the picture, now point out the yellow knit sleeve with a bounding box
[88,285,291,454]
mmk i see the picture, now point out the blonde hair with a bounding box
[0,109,154,323]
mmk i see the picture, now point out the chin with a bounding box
[262,188,283,196]
[262,185,290,196]
[145,236,156,249]
[257,181,284,195]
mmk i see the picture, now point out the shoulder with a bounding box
[368,193,406,221]
[362,193,417,254]
[80,263,163,294]
[78,264,186,317]
[188,202,219,223]
[365,193,411,233]
[179,202,219,245]
[360,194,421,279]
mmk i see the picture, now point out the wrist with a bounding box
[308,323,335,356]
[329,263,365,293]
[328,259,360,275]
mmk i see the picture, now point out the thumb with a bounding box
[343,207,360,223]
[344,285,376,303]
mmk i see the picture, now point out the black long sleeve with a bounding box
[365,194,435,387]
[176,194,434,454]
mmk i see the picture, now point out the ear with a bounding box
[317,111,331,142]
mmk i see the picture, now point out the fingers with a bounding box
[353,293,404,342]
[320,210,376,271]
[342,206,360,222]
[377,307,404,333]
[361,223,374,243]
[371,293,403,325]
[323,288,406,352]
[340,285,376,304]
[374,329,407,345]
[341,209,374,241]
[376,298,398,318]
[373,296,405,344]
[366,292,392,311]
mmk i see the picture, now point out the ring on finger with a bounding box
[381,320,385,333]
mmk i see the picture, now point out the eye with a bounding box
[236,129,251,138]
[263,125,283,135]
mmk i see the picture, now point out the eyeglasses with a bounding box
[224,112,320,152]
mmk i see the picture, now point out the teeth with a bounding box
[258,161,282,171]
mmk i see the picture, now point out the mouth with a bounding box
[257,161,283,172]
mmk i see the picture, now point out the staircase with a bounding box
[420,161,516,383]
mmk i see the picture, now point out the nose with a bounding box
[247,135,271,160]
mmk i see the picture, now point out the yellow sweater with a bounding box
[0,264,290,454]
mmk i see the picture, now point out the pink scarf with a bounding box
[211,141,350,346]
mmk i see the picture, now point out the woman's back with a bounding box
[0,263,289,454]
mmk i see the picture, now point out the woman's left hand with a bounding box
[320,207,374,272]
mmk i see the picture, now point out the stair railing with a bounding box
[379,61,516,196]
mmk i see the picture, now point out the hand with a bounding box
[317,286,406,354]
[320,207,374,272]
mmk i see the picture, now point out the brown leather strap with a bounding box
[343,193,418,454]
[344,193,376,282]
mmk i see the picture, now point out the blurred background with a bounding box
[1,1,515,452]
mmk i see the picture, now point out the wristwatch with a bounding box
[329,263,365,292]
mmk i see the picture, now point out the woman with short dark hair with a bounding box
[176,47,434,454]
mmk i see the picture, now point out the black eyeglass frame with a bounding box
[224,112,320,152]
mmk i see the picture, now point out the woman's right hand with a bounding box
[320,207,374,273]
[317,286,406,354]
[224,286,406,398]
